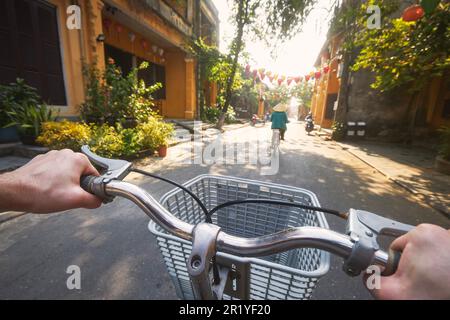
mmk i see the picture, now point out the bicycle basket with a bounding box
[148,175,330,300]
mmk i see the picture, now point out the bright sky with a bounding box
[211,0,336,77]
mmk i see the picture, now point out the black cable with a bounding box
[206,199,345,222]
[131,168,211,222]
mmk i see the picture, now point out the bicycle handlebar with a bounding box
[81,175,394,273]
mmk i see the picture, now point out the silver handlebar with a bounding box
[105,180,389,268]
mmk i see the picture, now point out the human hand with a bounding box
[0,149,102,213]
[367,224,450,300]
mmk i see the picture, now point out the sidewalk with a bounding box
[336,141,450,217]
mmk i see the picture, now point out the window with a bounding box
[104,44,133,75]
[0,0,66,105]
[137,58,166,100]
[104,45,166,100]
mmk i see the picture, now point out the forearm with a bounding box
[0,172,32,212]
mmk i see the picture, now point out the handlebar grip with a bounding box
[382,248,402,276]
[80,175,97,194]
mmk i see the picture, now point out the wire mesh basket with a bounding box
[148,175,330,300]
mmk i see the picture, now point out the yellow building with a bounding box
[310,36,342,130]
[311,35,450,133]
[0,0,219,120]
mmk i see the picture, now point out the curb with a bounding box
[335,142,450,218]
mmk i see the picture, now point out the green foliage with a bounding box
[290,82,313,108]
[438,126,450,161]
[6,103,56,137]
[0,78,42,127]
[352,1,450,93]
[0,78,56,137]
[80,61,161,125]
[188,39,244,110]
[37,117,174,158]
[331,122,347,141]
[202,106,237,124]
[36,120,91,151]
[230,76,259,115]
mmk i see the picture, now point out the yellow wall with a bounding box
[48,0,203,119]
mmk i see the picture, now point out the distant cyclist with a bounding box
[270,103,289,141]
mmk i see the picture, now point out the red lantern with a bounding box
[140,39,148,49]
[102,18,112,32]
[305,75,310,81]
[315,71,322,79]
[260,73,266,80]
[115,23,123,33]
[252,70,258,78]
[245,65,251,74]
[268,76,274,82]
[323,65,330,74]
[277,79,283,86]
[287,78,293,86]
[402,5,425,22]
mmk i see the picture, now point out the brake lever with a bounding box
[80,145,132,203]
[342,209,414,277]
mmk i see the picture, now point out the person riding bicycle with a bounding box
[1,150,450,300]
[271,103,289,141]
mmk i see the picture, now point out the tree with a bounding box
[216,0,317,129]
[290,81,313,109]
[352,0,450,139]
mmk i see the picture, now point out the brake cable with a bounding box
[131,168,346,287]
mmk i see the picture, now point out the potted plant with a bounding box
[6,103,57,145]
[435,126,450,175]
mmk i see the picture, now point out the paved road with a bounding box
[0,121,448,299]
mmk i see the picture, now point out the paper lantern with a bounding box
[323,65,330,74]
[273,74,279,80]
[266,71,272,77]
[245,65,251,73]
[252,70,258,78]
[305,75,310,81]
[277,79,283,86]
[315,71,322,79]
[287,78,293,86]
[402,5,425,22]
[115,23,123,33]
[268,76,274,82]
[260,73,266,80]
[294,76,301,83]
[140,39,148,49]
[102,18,112,32]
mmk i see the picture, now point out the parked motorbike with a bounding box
[251,114,258,126]
[305,117,314,135]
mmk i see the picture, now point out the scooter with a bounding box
[305,117,314,135]
[250,114,258,126]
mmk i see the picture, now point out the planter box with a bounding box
[0,126,19,143]
[435,156,450,175]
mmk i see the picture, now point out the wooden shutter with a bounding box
[0,0,67,105]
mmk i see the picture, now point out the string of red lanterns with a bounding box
[244,63,333,86]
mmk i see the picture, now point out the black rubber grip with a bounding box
[80,175,97,194]
[382,248,402,276]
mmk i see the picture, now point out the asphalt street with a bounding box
[0,121,448,299]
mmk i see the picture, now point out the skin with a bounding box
[0,149,102,213]
[367,224,450,300]
[1,151,449,299]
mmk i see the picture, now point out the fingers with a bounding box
[390,232,410,252]
[72,188,102,209]
[75,152,100,177]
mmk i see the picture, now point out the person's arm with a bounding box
[366,224,450,300]
[0,149,102,213]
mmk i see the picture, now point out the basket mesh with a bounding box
[149,175,329,300]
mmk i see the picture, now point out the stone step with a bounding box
[0,155,30,173]
[0,142,21,157]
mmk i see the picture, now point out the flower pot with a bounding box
[158,145,168,157]
[435,156,450,175]
[0,126,20,143]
